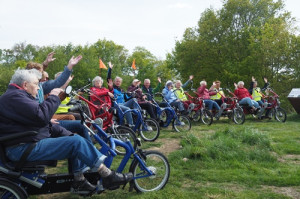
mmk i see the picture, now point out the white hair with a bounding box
[144,79,150,83]
[165,80,173,86]
[200,80,207,86]
[92,76,103,86]
[238,81,244,86]
[175,80,182,86]
[114,76,123,82]
[10,69,40,86]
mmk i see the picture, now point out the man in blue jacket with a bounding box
[0,69,132,195]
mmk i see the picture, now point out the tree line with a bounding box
[0,0,299,112]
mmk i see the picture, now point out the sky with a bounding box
[0,0,299,59]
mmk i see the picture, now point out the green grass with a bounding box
[31,114,300,199]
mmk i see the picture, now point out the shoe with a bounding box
[102,171,133,190]
[147,126,153,131]
[71,179,97,195]
[176,121,185,126]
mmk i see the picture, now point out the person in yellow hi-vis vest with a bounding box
[248,76,269,106]
[209,80,225,106]
[173,75,195,111]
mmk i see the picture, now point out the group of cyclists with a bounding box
[0,52,281,197]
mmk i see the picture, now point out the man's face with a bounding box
[144,80,150,88]
[216,82,220,88]
[175,82,181,89]
[23,77,40,98]
[114,78,122,87]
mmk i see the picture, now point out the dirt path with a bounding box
[147,138,181,156]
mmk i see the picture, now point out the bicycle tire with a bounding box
[200,109,213,125]
[111,126,137,155]
[233,107,245,124]
[129,150,170,192]
[275,107,287,123]
[0,179,27,199]
[140,118,160,142]
[172,115,192,132]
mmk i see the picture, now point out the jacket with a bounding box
[197,85,217,100]
[128,85,144,103]
[142,82,161,101]
[162,86,177,104]
[234,87,252,100]
[0,85,72,147]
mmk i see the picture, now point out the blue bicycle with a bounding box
[113,93,160,142]
[0,97,170,198]
[146,93,191,132]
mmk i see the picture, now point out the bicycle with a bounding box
[152,93,192,132]
[69,85,137,155]
[0,95,170,198]
[184,90,213,125]
[113,92,160,142]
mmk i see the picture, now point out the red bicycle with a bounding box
[213,89,245,124]
[184,91,213,125]
[262,87,287,122]
[70,85,137,154]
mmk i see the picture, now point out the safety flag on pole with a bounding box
[99,59,107,69]
[131,59,136,70]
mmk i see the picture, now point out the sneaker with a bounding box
[71,179,97,195]
[147,126,153,131]
[102,171,133,190]
[176,121,185,126]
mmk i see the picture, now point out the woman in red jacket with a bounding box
[90,76,114,115]
[234,81,260,111]
[197,80,220,111]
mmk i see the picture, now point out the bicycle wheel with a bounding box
[140,118,160,142]
[111,126,137,155]
[190,110,201,122]
[200,109,213,125]
[172,115,191,132]
[275,107,287,123]
[0,179,27,199]
[233,107,245,124]
[130,150,170,192]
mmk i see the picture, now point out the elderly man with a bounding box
[142,77,161,101]
[0,69,132,195]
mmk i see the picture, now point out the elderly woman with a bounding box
[0,69,132,194]
[128,79,157,120]
[197,80,220,112]
[162,80,187,115]
[234,81,260,111]
[173,75,194,110]
[90,76,114,107]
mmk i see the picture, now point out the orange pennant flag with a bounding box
[131,59,136,70]
[99,59,107,69]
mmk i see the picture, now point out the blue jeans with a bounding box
[170,101,185,111]
[239,97,259,108]
[118,105,134,125]
[204,100,220,110]
[121,98,140,110]
[59,120,91,142]
[6,134,106,173]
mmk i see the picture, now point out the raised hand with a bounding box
[44,52,56,65]
[264,77,268,83]
[157,77,161,83]
[108,61,114,69]
[108,79,113,88]
[108,92,114,98]
[67,55,83,70]
[252,76,255,82]
[234,83,238,89]
[189,75,194,80]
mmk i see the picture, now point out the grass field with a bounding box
[31,114,300,199]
